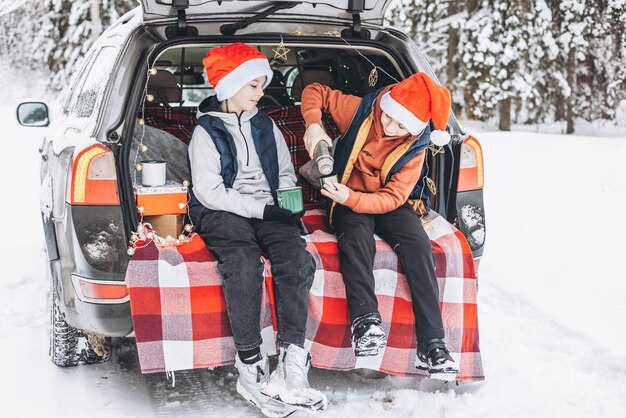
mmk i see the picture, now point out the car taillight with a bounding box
[71,275,129,304]
[457,136,484,192]
[70,144,120,205]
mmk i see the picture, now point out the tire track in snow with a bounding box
[477,281,626,417]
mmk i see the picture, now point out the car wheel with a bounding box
[48,269,112,367]
[49,275,80,367]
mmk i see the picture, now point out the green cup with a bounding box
[276,186,304,214]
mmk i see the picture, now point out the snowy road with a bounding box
[1,104,625,417]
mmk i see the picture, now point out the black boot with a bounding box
[416,338,459,374]
[351,313,387,357]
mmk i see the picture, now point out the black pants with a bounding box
[199,210,315,351]
[332,203,444,340]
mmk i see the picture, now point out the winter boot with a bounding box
[261,344,328,413]
[351,313,387,357]
[415,338,459,374]
[235,354,296,418]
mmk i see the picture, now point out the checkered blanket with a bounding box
[126,210,484,381]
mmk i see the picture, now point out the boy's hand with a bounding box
[263,205,305,224]
[320,178,350,204]
[263,205,293,221]
[304,123,333,159]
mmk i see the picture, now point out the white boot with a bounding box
[261,345,328,413]
[235,354,296,418]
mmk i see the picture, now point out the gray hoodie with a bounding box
[188,99,297,219]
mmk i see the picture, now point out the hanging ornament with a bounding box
[368,68,379,87]
[140,144,148,153]
[183,180,190,187]
[136,163,143,171]
[138,118,145,126]
[146,94,154,103]
[149,68,158,76]
[428,144,445,156]
[127,247,135,256]
[273,37,290,61]
[425,177,437,196]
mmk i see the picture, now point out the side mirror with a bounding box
[16,102,50,127]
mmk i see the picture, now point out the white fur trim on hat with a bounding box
[214,58,273,101]
[379,92,428,136]
[430,129,451,146]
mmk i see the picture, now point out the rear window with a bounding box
[69,46,119,118]
[149,44,403,108]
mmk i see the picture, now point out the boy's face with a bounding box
[380,112,410,137]
[228,76,267,112]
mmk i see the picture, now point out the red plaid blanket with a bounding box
[126,210,484,381]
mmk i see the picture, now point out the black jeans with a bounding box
[199,210,315,351]
[332,203,444,341]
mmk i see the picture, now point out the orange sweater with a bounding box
[301,83,425,214]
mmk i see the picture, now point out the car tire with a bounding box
[48,268,112,367]
[49,276,80,367]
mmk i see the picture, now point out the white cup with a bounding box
[141,160,166,186]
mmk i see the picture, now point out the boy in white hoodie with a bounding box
[187,43,326,417]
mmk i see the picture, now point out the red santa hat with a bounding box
[380,72,452,146]
[202,42,273,101]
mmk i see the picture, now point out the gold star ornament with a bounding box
[368,68,379,87]
[273,38,290,61]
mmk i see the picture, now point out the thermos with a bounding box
[313,140,334,175]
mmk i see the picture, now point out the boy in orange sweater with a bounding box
[301,72,458,374]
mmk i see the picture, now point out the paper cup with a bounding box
[319,174,338,190]
[141,160,167,186]
[276,186,304,214]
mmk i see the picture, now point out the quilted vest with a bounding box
[188,111,279,225]
[332,89,434,217]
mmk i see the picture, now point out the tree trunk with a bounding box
[499,97,511,131]
[447,1,461,114]
[566,48,576,134]
[91,0,103,41]
[467,0,480,14]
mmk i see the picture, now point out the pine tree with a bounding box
[387,0,467,114]
[387,0,625,128]
[583,0,626,121]
[36,0,137,92]
[460,0,536,130]
[0,1,136,94]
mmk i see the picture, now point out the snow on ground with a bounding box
[1,94,625,417]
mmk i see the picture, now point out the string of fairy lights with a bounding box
[127,58,194,256]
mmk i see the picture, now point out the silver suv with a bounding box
[17,0,486,367]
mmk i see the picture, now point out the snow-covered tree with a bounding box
[0,1,136,94]
[388,0,469,114]
[36,0,136,92]
[580,0,626,122]
[387,0,626,129]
